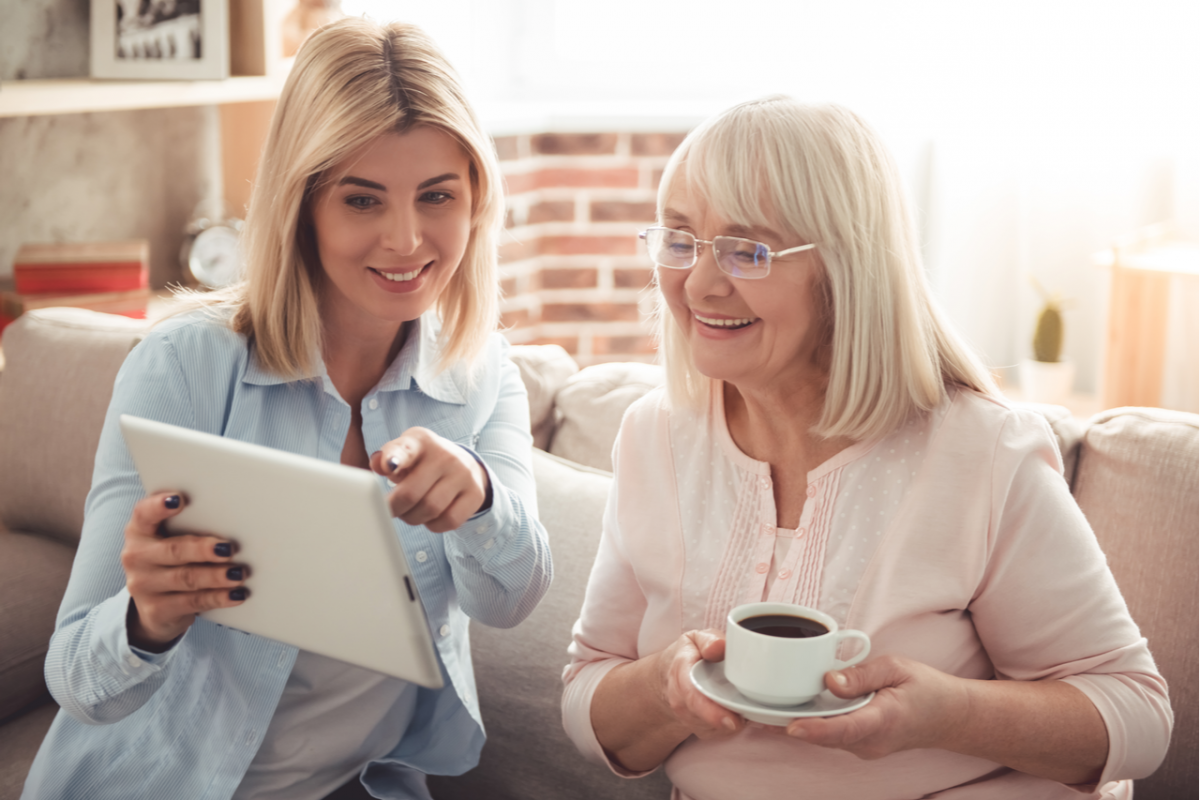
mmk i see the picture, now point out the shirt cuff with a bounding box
[94,588,181,681]
[562,657,660,778]
[448,449,516,563]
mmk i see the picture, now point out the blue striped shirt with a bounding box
[23,310,552,799]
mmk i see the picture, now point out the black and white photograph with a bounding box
[91,0,228,79]
[116,0,203,62]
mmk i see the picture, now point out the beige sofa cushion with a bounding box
[508,344,579,451]
[0,308,147,546]
[0,531,74,721]
[1071,407,1198,800]
[428,449,672,800]
[549,362,664,471]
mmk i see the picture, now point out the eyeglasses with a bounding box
[639,227,816,280]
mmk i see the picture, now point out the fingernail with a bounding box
[164,495,181,510]
[229,587,248,601]
[387,456,400,472]
[788,726,807,739]
[213,542,232,558]
[831,671,848,688]
[226,567,244,581]
[722,717,736,731]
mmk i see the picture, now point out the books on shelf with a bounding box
[13,240,149,294]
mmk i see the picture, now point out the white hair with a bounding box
[654,96,997,441]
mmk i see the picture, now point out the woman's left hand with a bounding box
[776,654,970,759]
[370,427,490,533]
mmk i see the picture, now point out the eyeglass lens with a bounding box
[644,228,772,278]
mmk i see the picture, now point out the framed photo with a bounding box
[91,0,229,80]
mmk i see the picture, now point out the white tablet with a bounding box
[119,414,443,689]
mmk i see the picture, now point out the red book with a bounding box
[13,240,149,294]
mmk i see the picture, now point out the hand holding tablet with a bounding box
[121,490,250,651]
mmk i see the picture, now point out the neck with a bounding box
[723,369,851,472]
[320,303,408,407]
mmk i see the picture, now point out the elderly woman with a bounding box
[561,97,1170,799]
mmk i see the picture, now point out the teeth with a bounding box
[695,313,755,328]
[378,266,424,282]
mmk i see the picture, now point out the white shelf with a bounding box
[0,74,289,118]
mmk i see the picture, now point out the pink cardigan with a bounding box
[562,385,1171,800]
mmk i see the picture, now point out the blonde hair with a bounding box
[656,96,997,442]
[178,17,504,377]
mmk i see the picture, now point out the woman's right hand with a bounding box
[120,492,249,652]
[651,629,746,739]
[593,628,745,773]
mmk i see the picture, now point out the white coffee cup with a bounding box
[724,602,871,707]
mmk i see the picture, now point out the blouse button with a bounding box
[415,550,429,563]
[761,523,773,535]
[777,569,791,580]
[760,478,771,490]
[368,398,379,411]
[806,485,816,498]
[439,624,451,638]
[755,562,769,574]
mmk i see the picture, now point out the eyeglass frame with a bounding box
[638,226,817,280]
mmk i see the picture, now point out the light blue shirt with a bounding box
[23,310,552,799]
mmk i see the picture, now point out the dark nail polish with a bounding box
[229,587,248,601]
[387,456,400,472]
[213,542,232,558]
[226,567,244,581]
[164,495,181,510]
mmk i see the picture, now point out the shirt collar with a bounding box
[242,312,467,405]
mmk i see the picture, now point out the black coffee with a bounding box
[738,614,828,638]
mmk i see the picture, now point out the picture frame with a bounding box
[91,0,230,80]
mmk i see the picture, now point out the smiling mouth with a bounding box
[694,313,757,330]
[371,264,428,282]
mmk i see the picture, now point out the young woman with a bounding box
[562,97,1170,799]
[24,18,551,800]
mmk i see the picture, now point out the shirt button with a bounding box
[760,478,771,490]
[126,655,141,668]
[483,538,495,550]
[368,398,379,410]
[415,550,428,563]
[761,523,773,535]
[806,485,817,498]
[778,569,792,580]
[796,527,807,538]
[755,562,769,574]
[439,624,451,637]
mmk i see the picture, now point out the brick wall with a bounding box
[493,130,688,365]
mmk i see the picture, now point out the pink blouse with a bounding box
[562,385,1171,800]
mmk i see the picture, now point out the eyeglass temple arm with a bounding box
[773,243,817,257]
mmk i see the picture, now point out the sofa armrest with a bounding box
[1071,407,1199,800]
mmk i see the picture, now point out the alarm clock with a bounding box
[180,217,244,289]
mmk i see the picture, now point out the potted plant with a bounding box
[1019,278,1075,405]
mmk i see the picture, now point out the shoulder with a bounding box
[141,307,246,359]
[941,387,1061,473]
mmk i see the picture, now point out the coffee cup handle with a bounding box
[833,630,871,668]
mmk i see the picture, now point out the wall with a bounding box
[0,0,213,289]
[495,131,684,364]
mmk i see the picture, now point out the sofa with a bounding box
[0,307,1195,800]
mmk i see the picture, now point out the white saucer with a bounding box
[690,660,875,726]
